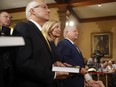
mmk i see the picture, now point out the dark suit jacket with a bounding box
[0,26,11,87]
[11,21,55,87]
[49,41,62,87]
[0,26,11,54]
[57,39,85,87]
[0,26,11,36]
[49,41,61,64]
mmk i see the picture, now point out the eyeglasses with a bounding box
[34,4,48,9]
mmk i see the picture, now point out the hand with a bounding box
[80,68,87,75]
[86,80,105,87]
[63,62,72,67]
[53,61,72,67]
[55,71,69,79]
[53,61,65,67]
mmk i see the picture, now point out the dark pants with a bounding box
[0,52,13,87]
[112,72,116,87]
[52,79,62,87]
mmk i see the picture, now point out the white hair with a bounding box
[25,0,39,19]
[63,25,77,38]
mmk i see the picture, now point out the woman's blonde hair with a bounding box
[42,20,60,41]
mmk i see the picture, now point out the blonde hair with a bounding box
[42,20,60,41]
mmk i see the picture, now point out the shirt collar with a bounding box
[65,38,75,45]
[29,19,42,31]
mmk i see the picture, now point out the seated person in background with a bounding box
[101,60,115,73]
[112,60,116,72]
[105,60,115,73]
[84,73,105,87]
[87,53,97,69]
[101,61,108,72]
[84,64,105,87]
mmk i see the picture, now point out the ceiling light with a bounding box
[66,21,74,27]
[98,4,101,7]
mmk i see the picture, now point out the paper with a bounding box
[0,36,25,47]
[52,66,80,73]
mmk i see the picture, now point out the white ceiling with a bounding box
[74,2,116,18]
[0,0,116,20]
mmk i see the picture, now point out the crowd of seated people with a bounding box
[100,60,116,73]
[87,53,116,73]
[86,55,116,87]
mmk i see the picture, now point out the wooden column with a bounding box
[58,8,67,40]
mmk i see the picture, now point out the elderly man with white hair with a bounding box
[11,0,69,87]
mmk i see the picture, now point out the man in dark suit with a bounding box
[0,11,12,87]
[11,0,69,87]
[57,25,87,87]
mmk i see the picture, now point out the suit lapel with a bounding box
[27,21,52,55]
[64,39,80,55]
[64,39,85,67]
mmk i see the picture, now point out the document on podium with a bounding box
[52,66,80,73]
[0,36,25,47]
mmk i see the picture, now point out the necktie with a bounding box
[74,44,81,53]
[41,31,51,51]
